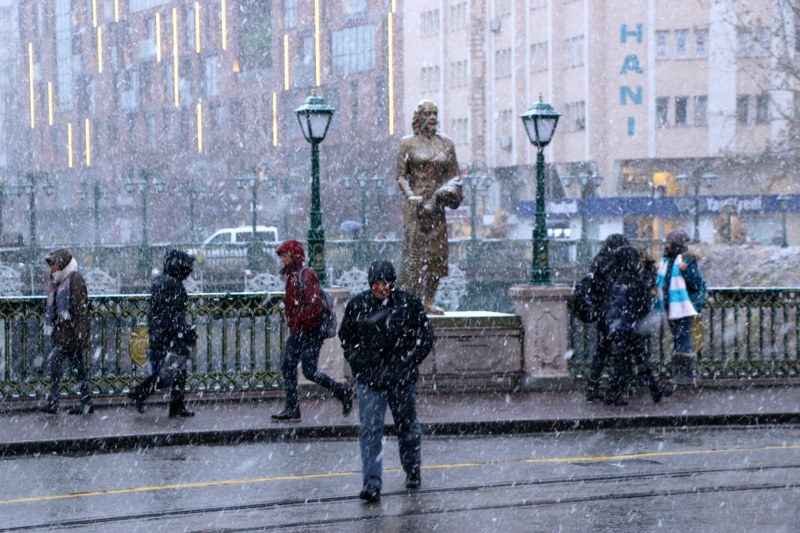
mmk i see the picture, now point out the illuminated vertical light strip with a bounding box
[28,42,34,129]
[156,13,162,62]
[392,0,396,13]
[388,13,395,135]
[92,0,97,27]
[195,1,201,53]
[97,26,103,73]
[114,0,119,22]
[197,101,203,153]
[283,34,289,90]
[85,118,91,166]
[173,8,179,107]
[67,123,73,167]
[48,82,53,125]
[314,0,320,86]
[272,92,278,146]
[221,0,227,50]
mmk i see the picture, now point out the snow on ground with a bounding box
[694,244,800,287]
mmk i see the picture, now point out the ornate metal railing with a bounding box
[0,292,285,399]
[567,288,800,378]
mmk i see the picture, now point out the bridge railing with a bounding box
[567,287,800,378]
[0,292,286,399]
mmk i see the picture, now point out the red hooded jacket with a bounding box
[276,240,324,335]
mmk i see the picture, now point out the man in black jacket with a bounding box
[129,249,197,417]
[339,260,434,503]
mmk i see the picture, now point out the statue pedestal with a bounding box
[508,284,572,384]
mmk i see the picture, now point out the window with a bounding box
[203,55,219,96]
[146,113,158,151]
[236,1,272,73]
[674,97,688,125]
[756,93,769,123]
[656,31,669,59]
[140,15,157,60]
[495,48,511,78]
[55,0,73,111]
[564,36,584,68]
[284,0,297,28]
[450,3,467,31]
[179,58,193,107]
[343,0,367,16]
[530,42,547,72]
[694,95,708,126]
[451,117,468,144]
[737,30,751,57]
[421,64,440,92]
[694,29,708,57]
[331,25,375,75]
[451,59,468,87]
[737,95,750,124]
[494,0,511,17]
[296,34,314,86]
[675,30,689,58]
[656,97,669,128]
[563,101,586,132]
[420,10,440,37]
[754,27,770,56]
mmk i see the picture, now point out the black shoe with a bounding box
[342,387,353,417]
[169,404,195,418]
[67,404,94,415]
[36,402,58,414]
[405,472,421,490]
[271,409,301,422]
[359,485,380,503]
[128,388,146,413]
[586,385,603,402]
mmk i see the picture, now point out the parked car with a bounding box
[190,226,280,269]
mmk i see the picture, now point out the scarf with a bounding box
[44,258,78,335]
[655,253,698,320]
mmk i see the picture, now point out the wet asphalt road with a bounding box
[2,425,799,532]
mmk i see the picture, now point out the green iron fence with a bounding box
[567,287,800,378]
[0,292,286,400]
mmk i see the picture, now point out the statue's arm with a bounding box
[395,139,420,203]
[433,138,463,209]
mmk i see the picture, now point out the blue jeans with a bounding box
[281,327,347,411]
[669,316,694,353]
[356,380,421,491]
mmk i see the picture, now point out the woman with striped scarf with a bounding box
[655,229,706,385]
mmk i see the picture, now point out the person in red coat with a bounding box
[272,240,352,421]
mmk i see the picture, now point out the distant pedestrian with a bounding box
[602,246,672,405]
[37,249,93,415]
[338,260,434,503]
[271,240,352,422]
[128,249,197,417]
[655,229,707,385]
[584,233,630,402]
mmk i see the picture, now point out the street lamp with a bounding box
[777,194,790,248]
[125,168,164,270]
[80,171,112,246]
[235,165,266,271]
[11,171,53,248]
[342,173,369,239]
[462,164,493,241]
[562,171,603,264]
[520,96,561,285]
[295,91,335,286]
[676,170,717,243]
[186,180,208,243]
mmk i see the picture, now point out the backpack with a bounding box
[298,267,338,339]
[573,274,599,323]
[603,282,636,341]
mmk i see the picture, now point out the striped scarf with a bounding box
[655,254,698,320]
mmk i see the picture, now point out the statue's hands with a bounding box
[407,195,423,206]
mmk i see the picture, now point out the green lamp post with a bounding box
[125,168,164,270]
[562,171,602,264]
[777,194,790,248]
[235,165,265,271]
[520,96,561,285]
[295,92,335,286]
[676,170,717,243]
[12,171,52,248]
[80,171,112,247]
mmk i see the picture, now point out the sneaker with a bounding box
[405,472,421,490]
[169,405,195,418]
[36,402,58,414]
[271,409,301,422]
[341,386,353,417]
[359,485,380,503]
[67,404,94,415]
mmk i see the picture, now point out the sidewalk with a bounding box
[1,383,799,457]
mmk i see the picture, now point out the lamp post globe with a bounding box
[295,92,335,286]
[520,96,560,285]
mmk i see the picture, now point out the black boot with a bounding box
[36,399,59,414]
[271,407,301,422]
[68,397,94,415]
[585,381,603,402]
[341,385,353,417]
[127,386,146,413]
[169,391,194,418]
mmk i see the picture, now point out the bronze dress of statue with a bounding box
[396,100,463,315]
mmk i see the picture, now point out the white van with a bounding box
[193,226,280,267]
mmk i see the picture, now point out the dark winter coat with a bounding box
[276,240,324,335]
[148,250,196,358]
[603,246,650,341]
[45,249,90,352]
[589,234,630,305]
[339,283,433,391]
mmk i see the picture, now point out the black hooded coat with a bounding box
[148,250,196,358]
[338,261,434,390]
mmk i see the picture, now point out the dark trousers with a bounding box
[588,321,612,385]
[609,333,660,399]
[281,327,347,411]
[47,346,91,405]
[133,350,188,401]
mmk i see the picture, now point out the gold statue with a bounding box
[396,100,463,315]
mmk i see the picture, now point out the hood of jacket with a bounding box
[277,239,305,274]
[163,249,195,280]
[368,260,396,288]
[45,249,73,270]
